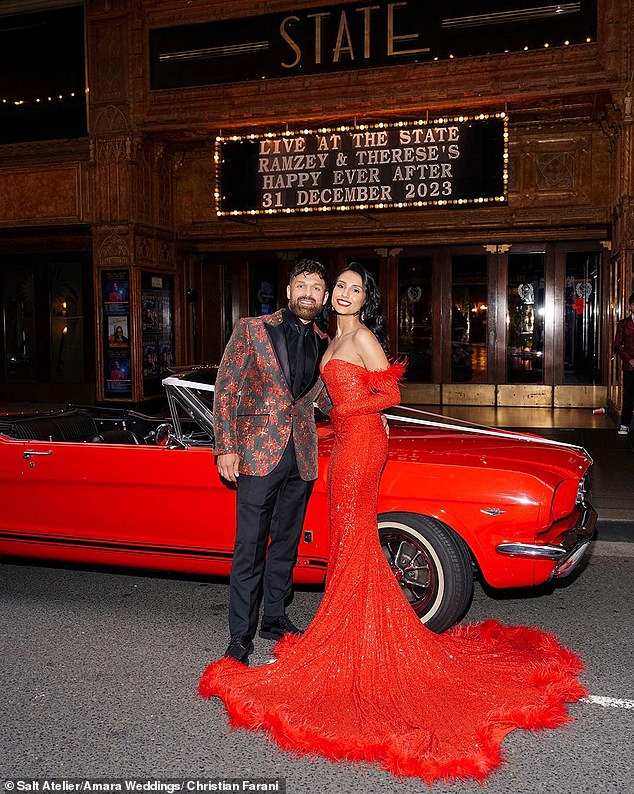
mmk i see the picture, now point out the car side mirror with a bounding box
[155,422,176,447]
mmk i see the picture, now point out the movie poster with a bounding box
[141,273,174,397]
[102,270,132,397]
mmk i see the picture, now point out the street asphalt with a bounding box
[1,545,633,794]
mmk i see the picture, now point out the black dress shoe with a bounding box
[259,615,303,640]
[224,636,254,664]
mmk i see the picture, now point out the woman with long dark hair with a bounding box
[328,261,388,349]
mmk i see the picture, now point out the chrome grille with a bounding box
[576,474,589,507]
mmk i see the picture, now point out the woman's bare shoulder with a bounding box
[355,327,389,370]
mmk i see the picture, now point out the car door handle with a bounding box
[23,450,53,460]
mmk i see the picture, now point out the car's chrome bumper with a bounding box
[496,502,597,579]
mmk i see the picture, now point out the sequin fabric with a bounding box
[199,359,586,784]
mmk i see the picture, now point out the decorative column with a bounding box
[86,0,178,403]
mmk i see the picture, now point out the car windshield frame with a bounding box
[162,373,216,447]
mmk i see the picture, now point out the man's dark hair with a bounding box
[628,293,634,305]
[289,258,327,284]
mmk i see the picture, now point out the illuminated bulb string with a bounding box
[0,89,86,107]
[214,112,509,217]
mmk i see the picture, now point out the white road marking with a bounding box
[584,696,634,710]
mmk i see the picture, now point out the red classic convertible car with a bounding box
[0,367,596,632]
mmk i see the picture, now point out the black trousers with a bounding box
[228,435,314,639]
[621,369,634,428]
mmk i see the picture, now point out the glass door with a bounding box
[564,251,601,384]
[506,253,545,383]
[397,256,433,382]
[2,263,37,381]
[450,255,488,383]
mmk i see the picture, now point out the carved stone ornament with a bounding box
[95,136,127,162]
[97,233,130,265]
[136,236,152,263]
[159,240,174,266]
[536,151,574,190]
[483,244,512,254]
[91,105,130,135]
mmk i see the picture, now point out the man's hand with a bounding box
[217,452,240,483]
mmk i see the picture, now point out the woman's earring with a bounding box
[361,309,366,322]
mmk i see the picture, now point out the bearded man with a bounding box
[213,259,331,664]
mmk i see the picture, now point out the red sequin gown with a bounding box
[199,359,586,784]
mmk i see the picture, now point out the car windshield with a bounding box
[162,371,216,446]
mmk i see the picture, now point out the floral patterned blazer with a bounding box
[213,308,331,479]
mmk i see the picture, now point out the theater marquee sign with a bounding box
[150,1,596,89]
[215,113,508,216]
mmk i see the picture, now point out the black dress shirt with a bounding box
[283,308,318,398]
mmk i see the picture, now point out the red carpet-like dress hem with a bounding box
[199,621,586,785]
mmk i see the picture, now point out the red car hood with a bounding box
[317,422,591,482]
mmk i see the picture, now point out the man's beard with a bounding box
[289,298,322,321]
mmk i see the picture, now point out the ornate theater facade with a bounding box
[0,0,632,412]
